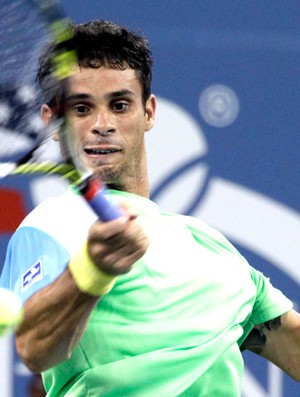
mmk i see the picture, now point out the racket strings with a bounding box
[11,161,80,184]
[0,1,95,202]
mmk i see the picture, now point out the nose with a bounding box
[90,112,115,135]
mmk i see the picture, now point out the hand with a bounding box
[87,206,149,276]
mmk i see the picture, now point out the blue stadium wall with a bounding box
[0,1,299,396]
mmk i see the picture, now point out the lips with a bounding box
[84,147,121,155]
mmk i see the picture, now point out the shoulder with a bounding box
[161,212,243,257]
[20,190,95,227]
[18,189,97,252]
[161,212,227,239]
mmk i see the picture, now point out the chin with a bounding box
[94,166,121,185]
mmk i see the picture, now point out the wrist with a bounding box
[68,243,117,296]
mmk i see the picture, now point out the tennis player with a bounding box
[1,20,300,396]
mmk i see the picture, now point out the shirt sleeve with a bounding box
[248,267,293,324]
[239,267,293,346]
[0,226,70,304]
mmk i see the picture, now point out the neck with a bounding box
[106,158,150,198]
[107,173,149,198]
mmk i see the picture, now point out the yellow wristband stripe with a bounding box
[69,243,117,296]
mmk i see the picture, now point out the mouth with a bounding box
[84,147,121,156]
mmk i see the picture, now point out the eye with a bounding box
[112,101,129,112]
[73,104,90,115]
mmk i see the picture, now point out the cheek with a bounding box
[120,110,147,139]
[68,118,88,138]
[122,120,145,149]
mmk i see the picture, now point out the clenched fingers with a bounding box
[87,214,149,275]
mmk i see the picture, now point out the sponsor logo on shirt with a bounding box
[22,260,42,292]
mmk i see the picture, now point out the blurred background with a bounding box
[0,1,299,395]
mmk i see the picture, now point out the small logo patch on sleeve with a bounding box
[22,260,43,292]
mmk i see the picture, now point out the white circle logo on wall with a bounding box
[199,84,240,127]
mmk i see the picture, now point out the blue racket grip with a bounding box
[82,179,122,222]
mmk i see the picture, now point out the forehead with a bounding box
[68,66,142,96]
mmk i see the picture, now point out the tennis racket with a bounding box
[0,0,122,222]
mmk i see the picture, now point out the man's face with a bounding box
[64,66,156,192]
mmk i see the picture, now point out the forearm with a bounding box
[15,268,99,373]
[243,310,300,381]
[261,310,300,381]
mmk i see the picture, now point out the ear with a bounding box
[145,94,156,132]
[41,104,59,141]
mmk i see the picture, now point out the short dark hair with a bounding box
[37,20,153,106]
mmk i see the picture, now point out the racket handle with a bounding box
[81,178,123,222]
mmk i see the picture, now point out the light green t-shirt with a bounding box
[28,190,291,397]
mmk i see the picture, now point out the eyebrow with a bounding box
[108,89,136,99]
[65,89,136,103]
